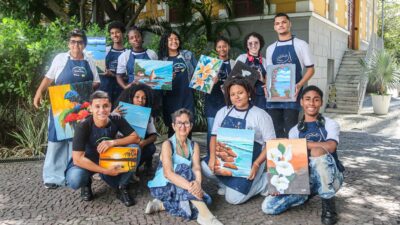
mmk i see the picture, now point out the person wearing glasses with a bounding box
[33,28,100,189]
[236,32,267,110]
[146,108,223,225]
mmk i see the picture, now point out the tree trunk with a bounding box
[126,0,147,28]
[103,0,122,22]
[80,0,87,29]
[46,0,69,22]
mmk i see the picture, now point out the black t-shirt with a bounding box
[72,115,135,163]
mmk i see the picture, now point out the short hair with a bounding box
[108,21,126,33]
[90,90,111,103]
[127,26,143,38]
[274,13,290,22]
[115,83,153,108]
[158,31,182,59]
[214,36,230,48]
[301,85,323,99]
[68,28,88,46]
[171,108,194,124]
[243,32,265,52]
[224,76,255,107]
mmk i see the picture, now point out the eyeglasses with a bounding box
[174,121,191,128]
[248,41,260,47]
[69,40,84,45]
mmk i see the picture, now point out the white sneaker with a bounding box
[145,199,163,214]
[197,216,223,225]
[217,187,226,196]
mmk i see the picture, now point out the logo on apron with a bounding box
[109,60,118,73]
[276,52,293,64]
[305,132,323,142]
[72,66,87,78]
[173,62,187,73]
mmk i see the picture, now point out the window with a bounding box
[233,0,264,18]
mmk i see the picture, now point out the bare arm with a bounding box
[116,75,130,89]
[72,151,122,176]
[139,134,157,149]
[295,67,315,96]
[161,141,191,190]
[207,135,217,172]
[191,142,202,184]
[92,82,100,90]
[307,140,337,154]
[33,77,53,109]
[97,131,141,153]
[248,145,267,180]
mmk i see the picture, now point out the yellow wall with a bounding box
[271,0,297,13]
[335,0,348,29]
[137,0,164,20]
[311,0,327,17]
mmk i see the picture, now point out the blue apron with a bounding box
[267,37,302,110]
[100,47,125,104]
[126,49,151,83]
[204,60,231,117]
[245,57,267,110]
[48,57,94,142]
[210,106,263,195]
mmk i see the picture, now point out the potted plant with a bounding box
[360,50,400,114]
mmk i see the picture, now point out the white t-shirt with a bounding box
[116,49,158,74]
[266,37,314,70]
[45,51,100,83]
[288,117,340,143]
[212,105,276,145]
[146,117,158,136]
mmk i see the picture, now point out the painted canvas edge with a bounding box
[266,64,297,102]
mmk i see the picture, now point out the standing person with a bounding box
[115,83,158,175]
[116,26,157,89]
[261,86,344,225]
[265,13,315,138]
[236,32,267,110]
[201,76,276,205]
[65,91,140,207]
[158,31,197,138]
[204,36,235,161]
[146,108,223,225]
[33,29,100,189]
[99,21,126,104]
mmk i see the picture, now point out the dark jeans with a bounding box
[267,108,300,138]
[138,143,156,168]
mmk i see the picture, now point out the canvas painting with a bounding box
[99,147,139,172]
[85,37,106,73]
[226,61,259,87]
[134,59,173,90]
[215,128,255,178]
[118,101,151,139]
[189,55,223,94]
[266,138,310,194]
[266,64,296,102]
[49,81,93,140]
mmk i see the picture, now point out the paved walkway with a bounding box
[0,95,399,225]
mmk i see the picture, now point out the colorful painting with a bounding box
[85,37,106,73]
[266,139,310,194]
[215,128,255,178]
[134,59,173,90]
[48,81,93,140]
[189,55,223,94]
[266,64,296,102]
[99,147,139,172]
[226,61,259,87]
[118,101,151,139]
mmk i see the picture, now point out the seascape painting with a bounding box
[118,101,151,139]
[134,59,173,90]
[226,61,258,87]
[189,55,223,94]
[215,128,255,178]
[99,147,139,172]
[85,37,106,73]
[266,64,296,102]
[266,138,310,194]
[48,81,93,140]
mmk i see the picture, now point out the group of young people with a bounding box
[33,13,344,225]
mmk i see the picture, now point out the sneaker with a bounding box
[197,216,223,225]
[117,185,135,207]
[217,187,226,196]
[145,199,163,214]
[44,183,60,189]
[80,184,93,201]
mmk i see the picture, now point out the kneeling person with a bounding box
[262,86,345,225]
[65,91,140,207]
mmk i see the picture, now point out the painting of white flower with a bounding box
[275,161,295,177]
[267,147,282,163]
[270,175,290,194]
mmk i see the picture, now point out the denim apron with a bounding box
[267,37,302,110]
[48,57,94,142]
[215,106,263,194]
[100,47,125,103]
[126,49,151,83]
[245,57,267,110]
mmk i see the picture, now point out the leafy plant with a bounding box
[360,50,400,95]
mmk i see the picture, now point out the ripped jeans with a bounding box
[262,153,344,215]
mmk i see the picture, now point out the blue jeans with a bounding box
[65,161,134,190]
[262,153,344,215]
[43,141,72,185]
[206,117,215,153]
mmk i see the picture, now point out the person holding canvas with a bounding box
[115,83,158,175]
[261,86,344,225]
[201,76,276,204]
[65,91,141,207]
[33,29,100,189]
[99,21,126,104]
[146,108,223,225]
[236,32,267,110]
[158,31,197,138]
[265,13,315,138]
[116,26,158,89]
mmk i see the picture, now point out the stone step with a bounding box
[325,107,359,114]
[334,96,359,101]
[335,86,358,91]
[340,61,363,65]
[326,104,359,111]
[335,100,360,106]
[341,56,365,61]
[334,83,359,88]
